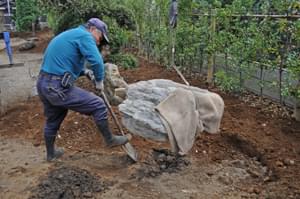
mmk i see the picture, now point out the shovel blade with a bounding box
[122,143,138,162]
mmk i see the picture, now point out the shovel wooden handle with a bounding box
[99,90,126,136]
[92,79,138,162]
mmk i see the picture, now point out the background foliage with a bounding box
[15,0,39,31]
[120,0,299,100]
[16,0,300,100]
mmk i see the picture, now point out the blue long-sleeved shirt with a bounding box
[41,25,104,81]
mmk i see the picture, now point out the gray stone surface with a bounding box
[104,63,128,106]
[18,41,36,51]
[0,37,28,52]
[118,79,209,141]
[0,53,42,114]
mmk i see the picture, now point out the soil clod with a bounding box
[133,148,190,179]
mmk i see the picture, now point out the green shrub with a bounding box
[111,53,138,69]
[16,0,39,31]
[215,70,241,92]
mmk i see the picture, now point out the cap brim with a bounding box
[103,34,109,44]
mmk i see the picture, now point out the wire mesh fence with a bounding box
[133,11,299,108]
[175,52,297,107]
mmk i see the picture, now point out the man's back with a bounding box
[41,26,97,79]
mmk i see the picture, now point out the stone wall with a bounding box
[0,58,42,114]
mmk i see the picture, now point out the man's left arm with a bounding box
[78,35,105,82]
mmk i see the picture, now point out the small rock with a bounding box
[283,159,290,166]
[19,41,35,51]
[178,161,185,168]
[94,186,103,192]
[166,155,174,162]
[160,164,167,170]
[217,175,233,185]
[27,37,39,42]
[247,169,260,178]
[184,159,190,166]
[276,160,284,167]
[265,131,271,136]
[261,166,268,174]
[83,191,92,198]
[231,160,245,168]
[150,172,157,177]
[284,159,295,166]
[206,171,214,176]
[253,187,261,194]
[73,189,81,197]
[33,142,40,147]
[263,176,271,182]
[247,187,254,193]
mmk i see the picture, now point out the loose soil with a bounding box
[1,31,300,199]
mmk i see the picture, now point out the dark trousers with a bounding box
[36,73,107,137]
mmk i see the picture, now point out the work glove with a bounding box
[95,80,104,91]
[84,69,95,80]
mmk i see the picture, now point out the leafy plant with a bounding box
[38,0,134,35]
[215,70,242,92]
[283,52,300,99]
[37,0,299,102]
[111,53,138,69]
[15,0,39,31]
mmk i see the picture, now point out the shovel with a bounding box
[95,88,138,162]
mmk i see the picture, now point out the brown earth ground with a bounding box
[0,30,300,199]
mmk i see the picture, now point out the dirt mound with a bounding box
[134,148,190,179]
[1,52,300,198]
[29,166,110,199]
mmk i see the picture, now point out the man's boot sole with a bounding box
[107,134,132,148]
[46,148,64,162]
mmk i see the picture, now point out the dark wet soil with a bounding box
[133,148,190,179]
[29,166,110,199]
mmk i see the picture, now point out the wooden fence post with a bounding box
[294,80,300,121]
[260,65,263,98]
[207,9,216,85]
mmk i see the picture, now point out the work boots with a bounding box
[97,120,130,147]
[44,136,64,162]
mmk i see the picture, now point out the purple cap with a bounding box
[87,18,109,43]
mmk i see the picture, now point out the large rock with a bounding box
[84,62,128,105]
[118,79,211,141]
[104,63,128,105]
[18,41,36,51]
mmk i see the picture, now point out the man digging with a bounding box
[36,18,130,162]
